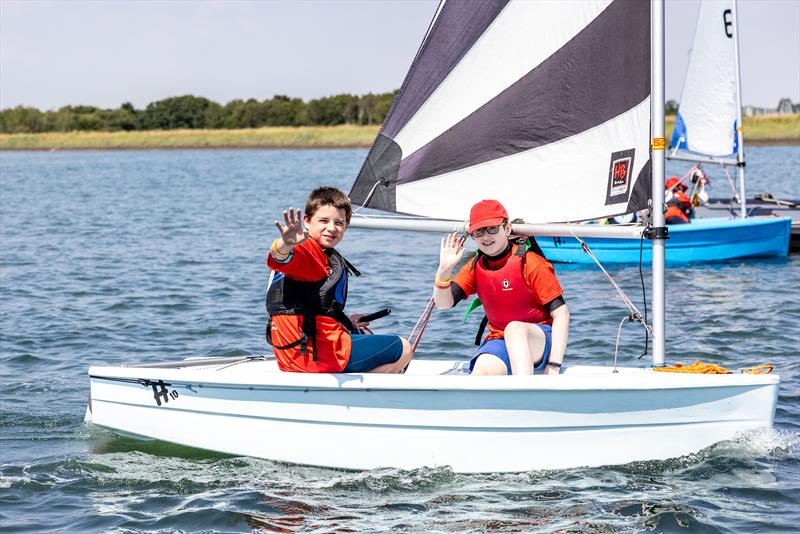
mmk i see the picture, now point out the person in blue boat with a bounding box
[432,199,570,376]
[664,176,694,224]
[266,187,413,374]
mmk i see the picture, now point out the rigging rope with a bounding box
[352,178,384,214]
[666,164,699,194]
[720,164,742,207]
[408,296,435,352]
[637,229,648,359]
[567,227,651,335]
[652,360,774,374]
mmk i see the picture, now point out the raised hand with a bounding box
[438,231,465,277]
[274,208,308,249]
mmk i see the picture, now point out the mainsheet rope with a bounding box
[408,296,435,352]
[652,360,774,374]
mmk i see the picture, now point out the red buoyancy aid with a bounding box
[664,204,690,223]
[475,246,552,332]
[664,190,692,223]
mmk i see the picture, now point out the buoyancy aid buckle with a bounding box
[270,333,310,355]
[265,315,313,358]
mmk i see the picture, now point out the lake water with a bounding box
[1,147,798,533]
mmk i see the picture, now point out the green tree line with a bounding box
[0,91,398,134]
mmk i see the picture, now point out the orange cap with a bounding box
[665,177,687,192]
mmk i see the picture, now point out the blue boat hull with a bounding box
[538,217,792,264]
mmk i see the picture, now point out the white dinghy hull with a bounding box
[87,358,778,473]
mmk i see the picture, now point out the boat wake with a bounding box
[711,427,800,458]
[319,465,456,492]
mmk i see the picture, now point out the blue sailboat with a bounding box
[539,216,790,264]
[539,0,791,264]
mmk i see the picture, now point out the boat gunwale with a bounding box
[88,362,780,392]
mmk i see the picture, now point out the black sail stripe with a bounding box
[396,0,650,186]
[381,0,510,140]
[350,0,509,209]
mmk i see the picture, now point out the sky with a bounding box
[1,0,798,111]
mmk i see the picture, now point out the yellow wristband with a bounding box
[271,239,289,259]
[434,276,452,289]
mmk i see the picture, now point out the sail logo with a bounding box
[605,149,635,205]
[610,158,631,195]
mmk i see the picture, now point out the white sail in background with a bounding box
[671,0,739,157]
[350,0,651,224]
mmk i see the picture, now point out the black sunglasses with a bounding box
[470,224,503,238]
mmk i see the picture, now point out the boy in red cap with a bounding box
[664,177,693,224]
[432,199,570,375]
[267,187,413,373]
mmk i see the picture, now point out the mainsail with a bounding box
[670,0,740,157]
[350,0,651,224]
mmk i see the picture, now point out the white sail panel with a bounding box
[350,0,651,223]
[671,0,738,156]
[394,0,613,156]
[395,98,651,224]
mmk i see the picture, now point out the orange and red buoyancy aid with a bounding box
[266,246,359,367]
[474,243,553,333]
[665,190,692,223]
[664,177,692,224]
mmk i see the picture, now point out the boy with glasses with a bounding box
[432,199,569,376]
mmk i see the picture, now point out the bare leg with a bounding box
[369,338,413,374]
[471,353,508,375]
[504,321,546,375]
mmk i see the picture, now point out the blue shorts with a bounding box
[469,323,552,375]
[343,334,404,372]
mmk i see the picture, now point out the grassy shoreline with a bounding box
[1,116,798,151]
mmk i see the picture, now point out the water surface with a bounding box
[1,147,798,532]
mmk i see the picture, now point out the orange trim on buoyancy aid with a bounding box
[664,204,689,223]
[475,244,552,333]
[266,248,359,360]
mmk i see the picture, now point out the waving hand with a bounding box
[438,231,465,277]
[274,208,308,249]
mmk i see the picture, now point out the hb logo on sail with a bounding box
[605,149,635,205]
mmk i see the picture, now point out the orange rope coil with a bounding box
[653,360,774,375]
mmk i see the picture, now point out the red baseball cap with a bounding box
[665,177,687,192]
[468,199,508,233]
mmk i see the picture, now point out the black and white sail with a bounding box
[351,0,651,224]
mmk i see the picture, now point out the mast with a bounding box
[732,0,747,218]
[651,0,666,367]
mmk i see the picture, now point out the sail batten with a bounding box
[351,0,651,225]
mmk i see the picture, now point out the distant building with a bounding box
[743,106,770,116]
[776,98,794,114]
